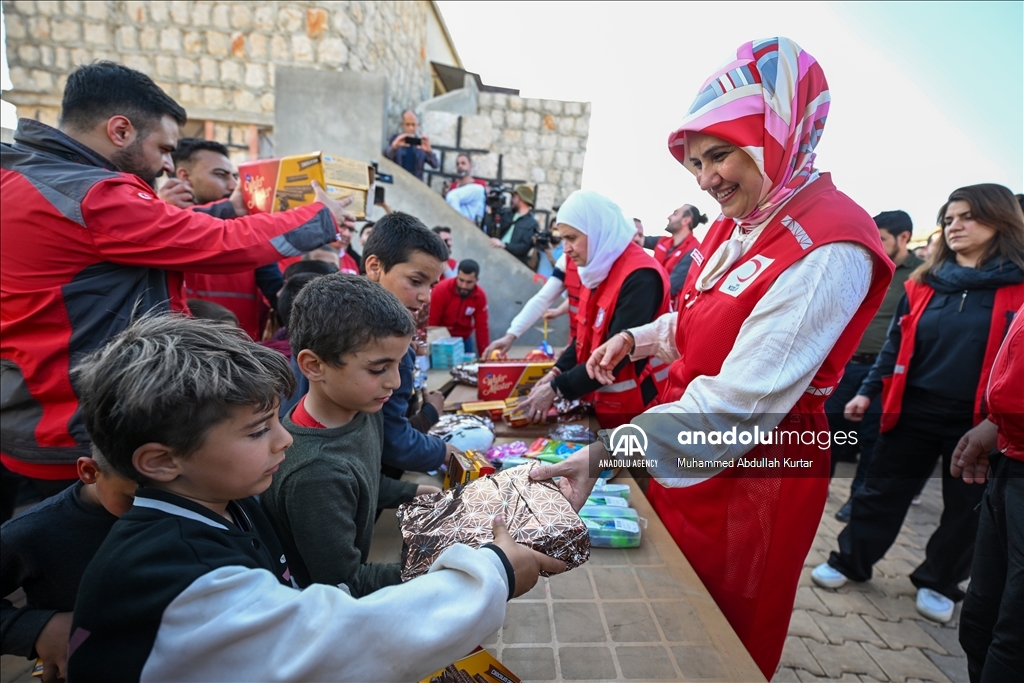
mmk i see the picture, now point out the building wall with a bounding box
[420,93,590,215]
[1,0,435,138]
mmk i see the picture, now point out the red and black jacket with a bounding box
[1,120,337,479]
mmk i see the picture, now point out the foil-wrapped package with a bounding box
[397,464,590,581]
[449,362,478,386]
[428,413,494,438]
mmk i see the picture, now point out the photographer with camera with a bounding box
[383,110,438,182]
[488,185,539,268]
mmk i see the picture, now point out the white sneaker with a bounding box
[811,562,848,589]
[916,588,954,623]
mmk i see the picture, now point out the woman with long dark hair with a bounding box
[814,183,1024,623]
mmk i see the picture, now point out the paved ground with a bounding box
[1,461,969,682]
[774,460,969,683]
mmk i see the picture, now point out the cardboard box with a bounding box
[420,649,521,683]
[239,152,373,218]
[443,449,495,489]
[477,361,555,401]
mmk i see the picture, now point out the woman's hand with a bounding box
[483,334,515,359]
[586,332,632,385]
[951,418,998,484]
[517,381,557,423]
[528,444,604,511]
[844,395,871,422]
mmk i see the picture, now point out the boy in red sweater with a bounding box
[429,259,490,355]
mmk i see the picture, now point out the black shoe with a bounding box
[835,499,853,523]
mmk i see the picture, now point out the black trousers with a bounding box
[828,407,984,600]
[959,454,1024,683]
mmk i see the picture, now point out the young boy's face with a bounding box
[316,335,410,416]
[177,403,292,503]
[366,250,444,317]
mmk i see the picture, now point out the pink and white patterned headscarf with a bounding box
[668,37,830,227]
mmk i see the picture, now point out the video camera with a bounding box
[485,184,510,213]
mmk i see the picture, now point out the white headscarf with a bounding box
[556,190,635,289]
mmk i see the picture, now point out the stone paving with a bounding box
[774,460,969,683]
[1,461,970,682]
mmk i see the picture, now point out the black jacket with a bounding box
[500,212,539,266]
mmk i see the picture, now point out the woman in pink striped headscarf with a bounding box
[533,38,895,677]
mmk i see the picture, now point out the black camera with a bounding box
[534,228,553,250]
[485,184,510,212]
[404,136,423,147]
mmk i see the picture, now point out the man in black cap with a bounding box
[489,184,539,268]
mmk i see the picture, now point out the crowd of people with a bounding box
[1,34,1022,683]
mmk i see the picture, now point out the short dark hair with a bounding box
[873,210,913,237]
[276,272,322,327]
[456,153,472,164]
[187,298,239,326]
[289,273,415,366]
[60,61,187,134]
[74,315,295,484]
[432,226,452,236]
[172,137,230,167]
[362,212,448,272]
[458,259,480,277]
[283,260,338,281]
[360,221,375,236]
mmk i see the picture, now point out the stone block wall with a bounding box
[2,0,433,138]
[419,93,590,216]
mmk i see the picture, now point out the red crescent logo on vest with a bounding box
[720,254,775,297]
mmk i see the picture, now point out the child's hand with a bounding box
[34,611,72,682]
[415,484,441,497]
[424,389,445,415]
[490,516,566,598]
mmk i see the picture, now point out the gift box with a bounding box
[431,337,466,370]
[420,650,521,683]
[239,152,372,218]
[477,360,554,401]
[397,464,590,581]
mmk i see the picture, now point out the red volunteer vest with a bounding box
[575,243,670,428]
[988,302,1024,462]
[654,233,700,276]
[185,272,269,342]
[880,279,1024,433]
[647,174,893,678]
[563,258,582,341]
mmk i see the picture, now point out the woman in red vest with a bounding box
[531,38,895,678]
[953,300,1024,682]
[517,190,670,429]
[813,184,1024,624]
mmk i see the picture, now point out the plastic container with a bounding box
[591,482,631,502]
[430,337,465,370]
[585,494,630,508]
[580,506,643,548]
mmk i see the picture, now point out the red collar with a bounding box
[292,395,327,429]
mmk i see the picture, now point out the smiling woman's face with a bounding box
[686,131,765,220]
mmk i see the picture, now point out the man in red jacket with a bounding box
[159,137,284,341]
[0,62,353,493]
[429,260,489,354]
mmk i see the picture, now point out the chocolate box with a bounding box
[420,650,521,683]
[443,449,494,489]
[477,360,555,401]
[239,152,373,218]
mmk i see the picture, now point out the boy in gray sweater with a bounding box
[261,274,440,595]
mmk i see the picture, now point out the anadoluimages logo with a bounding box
[609,424,648,458]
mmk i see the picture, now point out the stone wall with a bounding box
[419,93,590,217]
[2,0,434,138]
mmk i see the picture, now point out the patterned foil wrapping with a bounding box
[449,362,478,386]
[553,397,593,422]
[428,413,494,438]
[397,464,590,582]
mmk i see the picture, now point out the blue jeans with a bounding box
[825,359,881,494]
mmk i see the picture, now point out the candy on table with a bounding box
[591,481,631,502]
[483,441,528,463]
[579,505,644,548]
